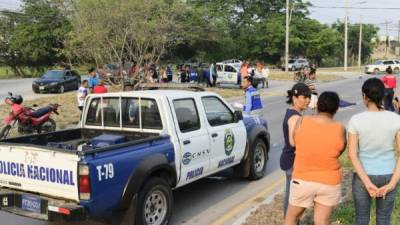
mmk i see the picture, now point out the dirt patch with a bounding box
[243,169,353,225]
[205,87,243,98]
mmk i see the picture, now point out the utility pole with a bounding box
[358,16,363,69]
[385,21,389,56]
[398,20,400,47]
[344,0,348,71]
[285,0,290,72]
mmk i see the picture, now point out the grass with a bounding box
[0,67,18,79]
[0,66,89,79]
[205,87,244,98]
[331,151,400,225]
[269,71,344,82]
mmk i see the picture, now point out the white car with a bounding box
[365,60,400,74]
[216,63,241,85]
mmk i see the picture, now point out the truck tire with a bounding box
[373,68,379,75]
[135,177,173,225]
[248,139,268,180]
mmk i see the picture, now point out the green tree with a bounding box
[290,18,342,66]
[10,0,70,72]
[0,0,70,76]
[0,11,25,76]
[67,0,187,67]
[333,21,379,65]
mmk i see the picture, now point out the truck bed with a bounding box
[0,128,160,155]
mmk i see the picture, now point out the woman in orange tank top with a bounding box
[284,92,346,225]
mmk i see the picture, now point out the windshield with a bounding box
[288,60,295,63]
[373,60,382,65]
[42,70,64,79]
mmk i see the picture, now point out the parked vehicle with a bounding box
[0,92,59,139]
[32,70,81,93]
[100,63,124,85]
[183,59,200,69]
[364,60,400,74]
[281,58,309,71]
[216,63,241,85]
[0,89,269,225]
[222,59,242,69]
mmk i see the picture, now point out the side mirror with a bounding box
[233,110,243,123]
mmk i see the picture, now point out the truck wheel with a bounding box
[248,139,267,180]
[373,68,379,75]
[136,177,173,225]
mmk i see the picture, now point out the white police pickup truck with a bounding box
[0,90,269,225]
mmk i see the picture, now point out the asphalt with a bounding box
[0,74,375,225]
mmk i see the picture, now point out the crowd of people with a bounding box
[281,78,400,225]
[120,60,270,88]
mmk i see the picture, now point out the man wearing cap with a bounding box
[242,76,263,117]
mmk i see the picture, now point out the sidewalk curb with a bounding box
[230,188,285,225]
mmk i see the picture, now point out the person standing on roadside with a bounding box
[160,66,168,83]
[280,83,311,218]
[304,71,318,110]
[88,67,99,93]
[381,66,397,111]
[284,92,345,225]
[129,61,137,78]
[93,79,108,94]
[240,61,249,86]
[241,76,263,117]
[210,62,218,87]
[77,80,88,112]
[180,65,190,83]
[166,64,173,82]
[348,78,400,225]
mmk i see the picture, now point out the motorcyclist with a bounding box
[294,67,307,82]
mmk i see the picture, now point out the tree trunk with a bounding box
[10,66,22,77]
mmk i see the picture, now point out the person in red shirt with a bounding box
[93,79,108,94]
[381,66,397,111]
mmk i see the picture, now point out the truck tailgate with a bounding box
[0,145,80,201]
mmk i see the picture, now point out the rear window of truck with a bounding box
[85,97,162,129]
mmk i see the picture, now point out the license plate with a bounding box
[21,195,41,213]
[39,86,45,90]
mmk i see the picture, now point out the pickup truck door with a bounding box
[171,98,211,185]
[224,65,238,84]
[216,64,225,83]
[200,96,247,172]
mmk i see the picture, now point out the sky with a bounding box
[308,0,400,37]
[0,0,399,36]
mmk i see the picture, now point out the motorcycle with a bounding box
[0,92,60,139]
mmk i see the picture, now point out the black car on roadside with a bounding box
[32,70,81,94]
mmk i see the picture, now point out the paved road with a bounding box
[0,74,372,225]
[0,76,90,102]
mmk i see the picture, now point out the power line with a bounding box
[311,6,400,10]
